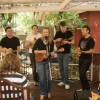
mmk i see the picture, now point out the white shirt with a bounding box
[26,33,41,53]
[26,33,41,42]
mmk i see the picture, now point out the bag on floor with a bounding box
[74,89,92,100]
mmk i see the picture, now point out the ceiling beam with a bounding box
[0,6,59,13]
[59,0,72,9]
[0,0,62,4]
[0,0,38,4]
[0,5,100,13]
[67,5,100,11]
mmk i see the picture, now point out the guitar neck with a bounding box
[65,37,73,41]
[12,50,17,53]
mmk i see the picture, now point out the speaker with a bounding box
[74,90,92,100]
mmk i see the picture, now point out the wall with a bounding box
[75,11,100,52]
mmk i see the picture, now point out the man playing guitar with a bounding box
[25,25,41,86]
[0,27,20,55]
[75,25,95,90]
[54,21,74,90]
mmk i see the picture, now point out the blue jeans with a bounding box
[30,96,34,100]
[57,53,70,84]
[36,61,51,95]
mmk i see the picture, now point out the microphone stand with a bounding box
[45,37,52,81]
[46,39,52,98]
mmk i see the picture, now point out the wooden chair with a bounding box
[0,78,30,100]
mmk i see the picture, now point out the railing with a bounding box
[0,51,92,81]
[52,62,92,81]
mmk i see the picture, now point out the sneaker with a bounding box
[76,89,82,91]
[48,93,51,99]
[65,84,70,89]
[58,82,65,86]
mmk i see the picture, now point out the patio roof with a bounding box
[0,0,100,13]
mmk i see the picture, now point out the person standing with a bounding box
[25,25,41,85]
[76,25,95,90]
[0,27,20,54]
[33,27,54,100]
[54,21,74,89]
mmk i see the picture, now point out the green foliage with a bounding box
[0,12,41,34]
[45,12,87,30]
[0,13,15,28]
[15,13,32,33]
[15,12,42,34]
[0,11,87,35]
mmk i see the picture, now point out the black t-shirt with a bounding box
[33,38,54,53]
[79,36,95,58]
[54,30,73,53]
[0,36,20,50]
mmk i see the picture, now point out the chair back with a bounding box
[0,78,30,100]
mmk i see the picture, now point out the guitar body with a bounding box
[2,50,17,57]
[1,49,26,57]
[35,53,48,62]
[56,39,63,49]
[75,48,81,57]
[56,37,73,49]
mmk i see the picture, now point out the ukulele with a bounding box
[35,53,48,62]
[2,48,26,56]
[75,48,82,57]
[55,37,73,49]
[55,39,63,49]
[35,51,57,62]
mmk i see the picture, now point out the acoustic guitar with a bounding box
[75,48,82,57]
[56,39,63,49]
[56,37,73,49]
[35,53,48,62]
[2,49,26,57]
[35,51,57,62]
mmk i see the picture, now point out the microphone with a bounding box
[34,38,36,40]
[45,36,49,41]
